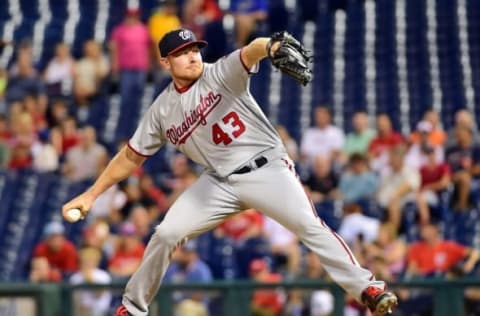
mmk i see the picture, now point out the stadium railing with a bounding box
[0,278,478,316]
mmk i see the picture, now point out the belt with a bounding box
[232,156,268,174]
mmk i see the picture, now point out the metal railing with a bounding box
[0,278,479,316]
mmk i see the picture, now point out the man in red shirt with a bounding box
[108,222,145,279]
[216,209,264,241]
[33,221,78,279]
[415,146,451,225]
[407,222,480,276]
[368,114,404,173]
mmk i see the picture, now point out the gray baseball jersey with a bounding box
[129,49,285,177]
[122,48,387,316]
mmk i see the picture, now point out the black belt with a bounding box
[232,156,268,174]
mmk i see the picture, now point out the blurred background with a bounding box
[0,0,480,315]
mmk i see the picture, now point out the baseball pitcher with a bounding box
[62,29,397,316]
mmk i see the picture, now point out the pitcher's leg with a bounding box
[123,174,240,315]
[233,160,384,300]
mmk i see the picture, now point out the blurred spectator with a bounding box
[165,153,199,206]
[0,67,8,110]
[148,0,181,92]
[0,141,9,168]
[300,106,345,165]
[8,40,34,73]
[337,203,380,246]
[73,40,109,119]
[70,247,112,316]
[368,256,395,286]
[376,145,420,230]
[249,259,284,316]
[176,299,209,316]
[108,221,145,279]
[368,114,404,173]
[0,114,10,167]
[406,222,480,277]
[303,156,339,203]
[6,47,48,109]
[415,146,451,225]
[7,111,38,169]
[43,42,74,98]
[0,113,10,139]
[148,0,182,45]
[263,216,300,278]
[466,288,480,316]
[343,111,376,158]
[112,179,142,223]
[22,93,48,131]
[275,125,298,162]
[33,221,79,278]
[139,173,168,213]
[63,126,108,182]
[60,116,80,154]
[287,251,333,316]
[88,183,124,221]
[217,209,263,242]
[109,7,151,139]
[129,205,156,245]
[29,256,61,283]
[31,129,59,172]
[446,109,480,147]
[46,98,69,128]
[364,223,407,279]
[81,220,111,269]
[230,0,268,47]
[445,125,480,210]
[338,153,377,203]
[183,0,223,39]
[404,120,444,171]
[410,109,446,146]
[164,240,212,316]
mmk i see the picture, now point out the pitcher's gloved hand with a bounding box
[267,31,313,86]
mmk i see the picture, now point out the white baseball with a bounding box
[65,208,82,222]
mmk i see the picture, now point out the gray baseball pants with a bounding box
[122,155,384,315]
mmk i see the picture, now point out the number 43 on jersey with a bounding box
[212,111,246,145]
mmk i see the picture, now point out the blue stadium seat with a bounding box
[206,235,237,280]
[356,198,382,219]
[401,202,422,242]
[314,200,342,232]
[342,0,366,127]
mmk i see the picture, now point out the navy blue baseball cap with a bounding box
[158,29,208,57]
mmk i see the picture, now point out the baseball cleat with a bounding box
[361,286,398,316]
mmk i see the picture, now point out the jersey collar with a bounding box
[174,81,195,93]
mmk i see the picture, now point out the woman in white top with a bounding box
[70,247,112,316]
[43,43,74,96]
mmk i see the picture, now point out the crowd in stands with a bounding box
[0,0,479,315]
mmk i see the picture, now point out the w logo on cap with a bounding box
[179,30,192,40]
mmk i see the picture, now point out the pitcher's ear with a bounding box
[159,57,170,70]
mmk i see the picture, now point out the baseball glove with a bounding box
[267,31,313,86]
